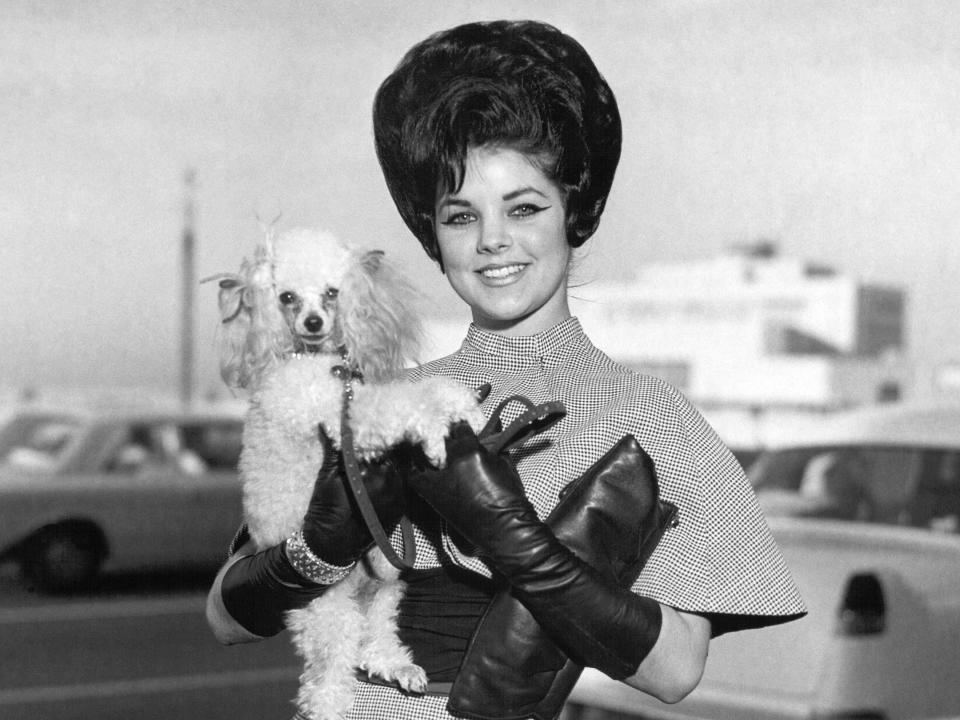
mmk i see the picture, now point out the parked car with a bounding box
[0,403,245,592]
[566,402,960,720]
[751,402,960,532]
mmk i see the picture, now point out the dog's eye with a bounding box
[278,291,297,305]
[324,288,339,300]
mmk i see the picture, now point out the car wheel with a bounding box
[26,527,104,593]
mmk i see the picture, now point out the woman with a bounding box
[207,19,806,719]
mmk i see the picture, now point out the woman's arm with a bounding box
[625,606,711,703]
[205,540,271,645]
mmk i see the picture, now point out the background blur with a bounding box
[2,0,958,403]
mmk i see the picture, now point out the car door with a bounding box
[173,419,245,564]
[91,420,199,569]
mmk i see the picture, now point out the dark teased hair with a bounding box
[373,20,622,265]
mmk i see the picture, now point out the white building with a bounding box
[570,243,906,412]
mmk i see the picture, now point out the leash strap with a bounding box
[479,395,566,455]
[339,379,417,572]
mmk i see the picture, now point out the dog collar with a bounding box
[330,364,363,383]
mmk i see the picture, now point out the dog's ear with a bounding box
[360,249,386,273]
[338,249,423,383]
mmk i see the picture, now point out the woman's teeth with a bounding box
[482,264,524,279]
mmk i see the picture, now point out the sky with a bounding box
[2,0,958,400]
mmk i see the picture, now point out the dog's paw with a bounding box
[391,664,429,695]
[420,436,448,468]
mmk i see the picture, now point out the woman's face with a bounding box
[434,146,571,337]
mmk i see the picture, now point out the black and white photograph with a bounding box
[2,2,959,719]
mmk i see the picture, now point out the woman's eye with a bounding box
[511,203,547,217]
[440,211,475,226]
[278,291,296,305]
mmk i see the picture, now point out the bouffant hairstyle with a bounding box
[373,20,622,266]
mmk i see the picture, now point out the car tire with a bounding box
[26,526,104,593]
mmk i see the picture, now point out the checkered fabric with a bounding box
[306,316,805,720]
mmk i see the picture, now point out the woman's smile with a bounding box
[478,262,529,282]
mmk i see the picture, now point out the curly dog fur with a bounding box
[206,226,481,718]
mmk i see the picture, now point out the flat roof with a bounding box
[765,402,960,449]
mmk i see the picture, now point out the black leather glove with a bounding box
[300,428,407,565]
[406,422,663,679]
[221,427,406,636]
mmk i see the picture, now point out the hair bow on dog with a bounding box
[200,273,248,324]
[201,237,276,325]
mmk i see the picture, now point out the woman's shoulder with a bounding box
[593,364,731,480]
[555,349,730,490]
[575,351,699,430]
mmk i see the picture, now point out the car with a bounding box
[0,402,246,592]
[750,402,960,531]
[566,401,960,720]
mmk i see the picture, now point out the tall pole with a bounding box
[180,168,196,408]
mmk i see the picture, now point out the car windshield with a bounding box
[0,414,83,471]
[749,444,960,532]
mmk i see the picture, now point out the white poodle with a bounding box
[205,226,482,719]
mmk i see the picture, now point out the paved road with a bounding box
[0,567,300,720]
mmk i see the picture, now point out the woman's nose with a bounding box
[477,219,511,253]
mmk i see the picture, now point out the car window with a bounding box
[912,450,960,533]
[0,414,82,470]
[105,423,179,474]
[180,422,242,470]
[749,448,819,492]
[752,444,922,527]
[857,448,919,523]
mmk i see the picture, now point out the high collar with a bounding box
[461,316,585,366]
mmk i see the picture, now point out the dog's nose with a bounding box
[304,315,324,333]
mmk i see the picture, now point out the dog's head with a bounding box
[207,227,422,390]
[271,228,359,355]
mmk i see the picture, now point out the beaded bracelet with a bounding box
[285,529,356,585]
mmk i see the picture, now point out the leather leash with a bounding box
[478,395,566,455]
[337,368,417,571]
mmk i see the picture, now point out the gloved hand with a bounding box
[406,422,663,679]
[300,427,407,566]
[220,426,406,637]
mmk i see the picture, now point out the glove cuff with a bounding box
[220,543,329,636]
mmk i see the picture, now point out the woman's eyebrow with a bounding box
[503,186,548,201]
[438,187,548,207]
[436,196,471,209]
